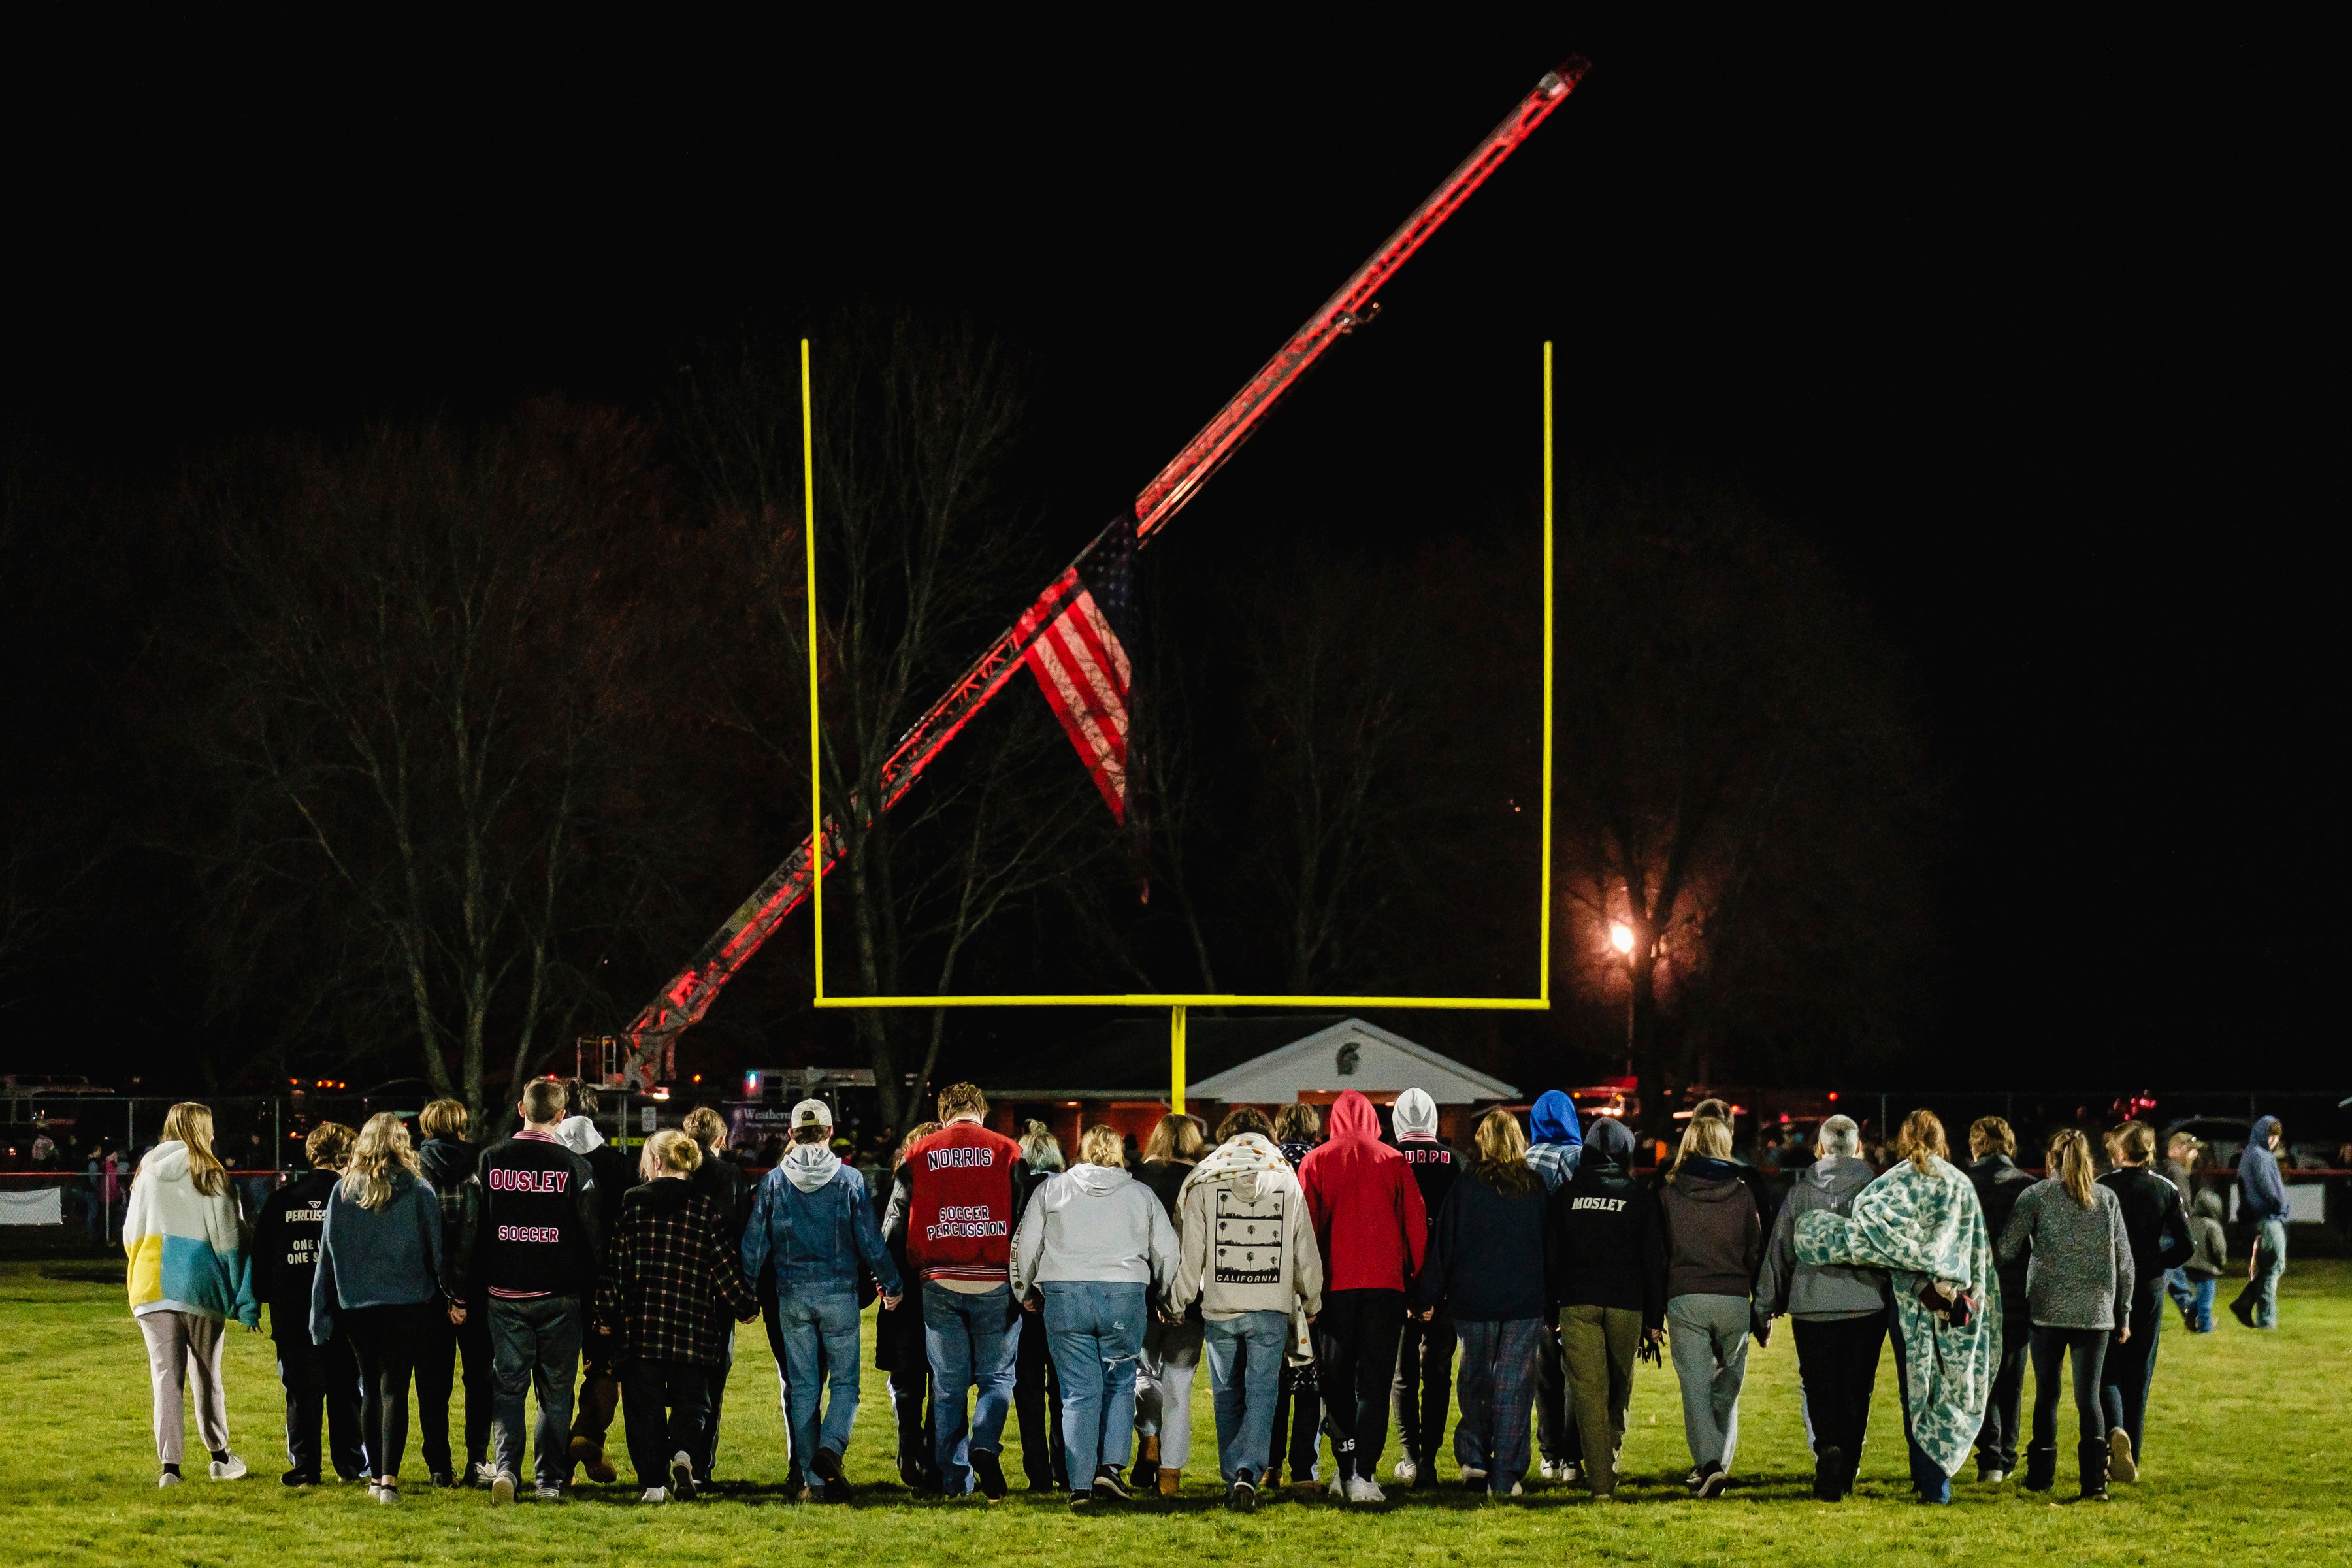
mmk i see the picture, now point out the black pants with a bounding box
[1791,1313,1884,1486]
[344,1301,433,1482]
[1975,1320,2031,1474]
[1533,1319,1576,1465]
[415,1299,493,1477]
[2099,1279,2163,1460]
[1267,1359,1322,1484]
[694,1323,733,1482]
[1315,1288,1405,1484]
[1012,1296,1066,1488]
[1392,1304,1454,1469]
[621,1359,710,1490]
[276,1331,367,1480]
[2028,1324,2107,1477]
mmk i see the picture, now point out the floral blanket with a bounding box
[1795,1154,1998,1477]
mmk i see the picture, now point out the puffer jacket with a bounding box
[1011,1162,1178,1296]
[1754,1154,1888,1320]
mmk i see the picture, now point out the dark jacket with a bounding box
[252,1169,338,1341]
[2184,1190,2228,1279]
[1397,1137,1462,1247]
[1754,1154,1889,1321]
[1968,1154,2038,1324]
[689,1151,753,1248]
[417,1137,479,1300]
[2100,1165,2193,1284]
[2236,1117,2288,1222]
[1659,1156,1762,1301]
[594,1178,758,1367]
[1543,1119,1667,1330]
[1139,1158,1193,1221]
[875,1162,922,1372]
[460,1130,602,1301]
[1414,1164,1548,1322]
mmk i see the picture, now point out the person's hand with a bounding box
[1022,1295,1042,1314]
[738,1306,760,1323]
[881,1291,903,1311]
[448,1303,468,1326]
[1753,1319,1772,1348]
[1416,1307,1435,1322]
[2117,1326,2131,1344]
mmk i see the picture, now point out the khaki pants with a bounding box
[139,1310,229,1465]
[1557,1303,1641,1495]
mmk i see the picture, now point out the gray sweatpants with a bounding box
[139,1309,230,1465]
[1667,1293,1750,1472]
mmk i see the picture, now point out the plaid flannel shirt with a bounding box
[594,1182,758,1367]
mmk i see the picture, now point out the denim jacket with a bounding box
[740,1162,901,1300]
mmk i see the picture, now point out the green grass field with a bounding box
[5,1257,2347,1567]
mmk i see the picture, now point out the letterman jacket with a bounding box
[457,1128,602,1303]
[904,1118,1027,1286]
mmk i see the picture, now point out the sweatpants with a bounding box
[1665,1292,1750,1472]
[1557,1303,1641,1495]
[345,1300,433,1482]
[621,1360,710,1490]
[276,1331,367,1480]
[1790,1312,1884,1488]
[2099,1278,2163,1462]
[138,1309,229,1466]
[1315,1288,1405,1484]
[1135,1315,1202,1473]
[1391,1304,1453,1472]
[1451,1318,1543,1493]
[414,1300,493,1477]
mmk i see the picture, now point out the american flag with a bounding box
[1018,514,1139,822]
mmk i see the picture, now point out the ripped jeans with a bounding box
[1040,1280,1147,1488]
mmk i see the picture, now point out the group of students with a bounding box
[120,1081,2291,1509]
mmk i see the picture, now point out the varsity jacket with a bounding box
[459,1129,601,1302]
[904,1118,1026,1286]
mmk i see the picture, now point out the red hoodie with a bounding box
[1299,1090,1428,1293]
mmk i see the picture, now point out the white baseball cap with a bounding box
[790,1098,834,1132]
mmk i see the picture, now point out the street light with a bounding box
[1609,921,1637,1079]
[1610,923,1634,955]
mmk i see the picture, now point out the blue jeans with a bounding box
[2234,1218,2285,1328]
[776,1290,863,1467]
[1884,1300,1950,1503]
[2189,1276,2216,1332]
[2164,1266,2196,1321]
[922,1282,1019,1494]
[1201,1311,1287,1482]
[1041,1281,1146,1488]
[487,1295,582,1489]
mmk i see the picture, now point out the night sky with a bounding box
[5,14,2334,1089]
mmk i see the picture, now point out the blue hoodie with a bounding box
[2237,1115,2288,1222]
[1524,1090,1584,1194]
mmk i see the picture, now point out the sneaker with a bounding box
[971,1448,1008,1502]
[1460,1465,1487,1488]
[534,1482,565,1502]
[1980,1468,2008,1486]
[1684,1467,1703,1488]
[431,1470,455,1489]
[1329,1470,1349,1499]
[1346,1475,1386,1504]
[280,1468,316,1488]
[1538,1458,1564,1484]
[640,1486,669,1505]
[672,1450,699,1502]
[157,1471,182,1488]
[1815,1445,1846,1501]
[1092,1463,1131,1500]
[466,1458,492,1489]
[1068,1487,1094,1511]
[1695,1460,1730,1498]
[2108,1429,2138,1484]
[371,1481,400,1505]
[1393,1458,1419,1485]
[1228,1472,1258,1512]
[208,1454,248,1481]
[1488,1481,1524,1499]
[490,1471,517,1504]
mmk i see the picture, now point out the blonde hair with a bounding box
[1018,1121,1065,1173]
[151,1103,229,1198]
[2107,1121,2155,1165]
[937,1082,988,1121]
[2048,1128,2096,1207]
[1472,1107,1538,1198]
[683,1107,727,1151]
[419,1099,468,1141]
[641,1129,702,1181]
[1078,1123,1126,1169]
[1968,1115,2016,1160]
[305,1121,357,1172]
[1143,1113,1207,1164]
[896,1121,943,1168]
[1896,1109,1948,1175]
[340,1112,421,1211]
[1273,1103,1322,1145]
[1669,1115,1733,1180]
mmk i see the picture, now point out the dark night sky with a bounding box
[3,14,2336,1086]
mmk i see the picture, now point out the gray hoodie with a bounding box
[1753,1154,1889,1321]
[1011,1162,1178,1298]
[1168,1133,1324,1321]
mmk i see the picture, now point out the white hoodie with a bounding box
[1169,1134,1324,1321]
[1011,1163,1178,1298]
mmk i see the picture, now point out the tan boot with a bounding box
[1158,1468,1182,1497]
[1132,1435,1160,1488]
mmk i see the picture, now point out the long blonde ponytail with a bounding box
[2047,1128,2096,1208]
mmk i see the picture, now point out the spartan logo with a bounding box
[1213,1187,1284,1285]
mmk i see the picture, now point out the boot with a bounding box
[1132,1435,1160,1490]
[1812,1445,1844,1503]
[1158,1468,1182,1497]
[2076,1437,2108,1502]
[2023,1442,2057,1493]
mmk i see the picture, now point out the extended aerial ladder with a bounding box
[616,57,1590,1087]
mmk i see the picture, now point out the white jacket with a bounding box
[1011,1164,1178,1298]
[1169,1134,1324,1321]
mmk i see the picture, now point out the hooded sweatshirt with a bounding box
[253,1168,338,1339]
[1754,1154,1887,1321]
[1011,1162,1178,1297]
[741,1142,898,1300]
[1169,1133,1323,1320]
[1659,1154,1762,1301]
[123,1141,259,1327]
[1298,1090,1428,1294]
[1543,1118,1665,1328]
[1524,1090,1584,1194]
[556,1114,630,1235]
[417,1137,479,1297]
[1415,1158,1548,1322]
[310,1169,444,1345]
[1392,1087,1460,1247]
[2184,1189,2228,1279]
[1967,1154,2037,1325]
[2236,1116,2288,1221]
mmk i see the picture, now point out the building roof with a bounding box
[988,1015,1518,1105]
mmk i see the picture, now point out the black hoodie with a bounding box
[253,1168,339,1341]
[1543,1119,1667,1330]
[1658,1154,1762,1301]
[417,1137,479,1299]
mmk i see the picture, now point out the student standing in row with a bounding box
[311,1111,445,1504]
[1388,1088,1458,1488]
[1521,1089,1582,1484]
[1658,1115,1761,1498]
[2097,1120,2191,1483]
[1999,1127,2132,1501]
[683,1105,753,1488]
[1543,1115,1665,1503]
[1132,1113,1206,1495]
[1964,1115,2036,1486]
[1007,1122,1068,1492]
[1266,1103,1326,1491]
[255,1122,367,1486]
[125,1102,259,1488]
[880,1120,946,1491]
[415,1099,491,1487]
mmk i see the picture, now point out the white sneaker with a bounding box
[1461,1465,1488,1487]
[1393,1458,1418,1484]
[534,1482,565,1502]
[371,1482,399,1505]
[1345,1476,1386,1504]
[640,1486,669,1505]
[1328,1471,1348,1499]
[157,1471,182,1488]
[208,1454,247,1481]
[490,1471,517,1504]
[1538,1459,1563,1483]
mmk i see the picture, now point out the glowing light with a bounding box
[1610,923,1634,955]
